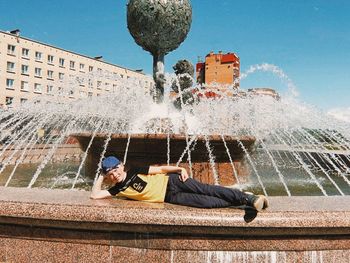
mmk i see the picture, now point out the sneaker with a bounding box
[244,192,269,211]
[252,195,264,211]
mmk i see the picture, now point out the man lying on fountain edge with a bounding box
[90,156,269,211]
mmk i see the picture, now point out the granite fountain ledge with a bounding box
[0,187,350,262]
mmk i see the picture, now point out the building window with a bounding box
[21,81,29,92]
[97,68,102,75]
[79,63,85,71]
[70,61,75,70]
[7,45,15,55]
[34,83,42,93]
[48,55,54,64]
[76,76,85,86]
[47,70,54,79]
[22,48,29,58]
[35,67,42,77]
[89,66,93,72]
[59,58,65,67]
[6,79,14,89]
[105,82,110,91]
[7,62,15,72]
[113,84,117,92]
[20,98,28,104]
[21,65,29,75]
[88,79,93,89]
[47,85,54,94]
[59,73,65,80]
[97,81,102,89]
[35,51,42,61]
[5,97,14,106]
[88,92,93,97]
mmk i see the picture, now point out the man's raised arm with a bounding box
[90,175,113,199]
[148,165,189,182]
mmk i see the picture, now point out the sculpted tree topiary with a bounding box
[171,60,197,109]
[127,0,192,103]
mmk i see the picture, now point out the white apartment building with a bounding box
[0,29,153,109]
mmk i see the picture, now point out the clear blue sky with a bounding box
[1,0,349,110]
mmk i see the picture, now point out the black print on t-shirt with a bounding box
[131,176,147,193]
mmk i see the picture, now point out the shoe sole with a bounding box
[258,195,269,209]
[253,196,265,212]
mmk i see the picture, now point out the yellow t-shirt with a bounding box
[118,173,169,202]
[108,166,169,203]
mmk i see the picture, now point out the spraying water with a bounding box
[0,66,349,196]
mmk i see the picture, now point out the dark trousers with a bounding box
[164,173,248,208]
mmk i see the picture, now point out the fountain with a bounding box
[0,0,350,262]
[72,0,255,187]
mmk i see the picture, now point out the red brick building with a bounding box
[196,51,240,88]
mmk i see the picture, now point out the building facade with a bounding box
[196,51,240,88]
[0,30,153,109]
[247,88,280,100]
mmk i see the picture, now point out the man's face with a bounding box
[105,164,125,184]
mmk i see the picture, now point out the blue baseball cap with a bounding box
[101,156,121,174]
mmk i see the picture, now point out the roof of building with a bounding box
[0,30,146,75]
[221,53,239,63]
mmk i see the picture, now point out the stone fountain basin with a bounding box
[72,133,256,185]
[0,187,349,262]
[72,133,256,163]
